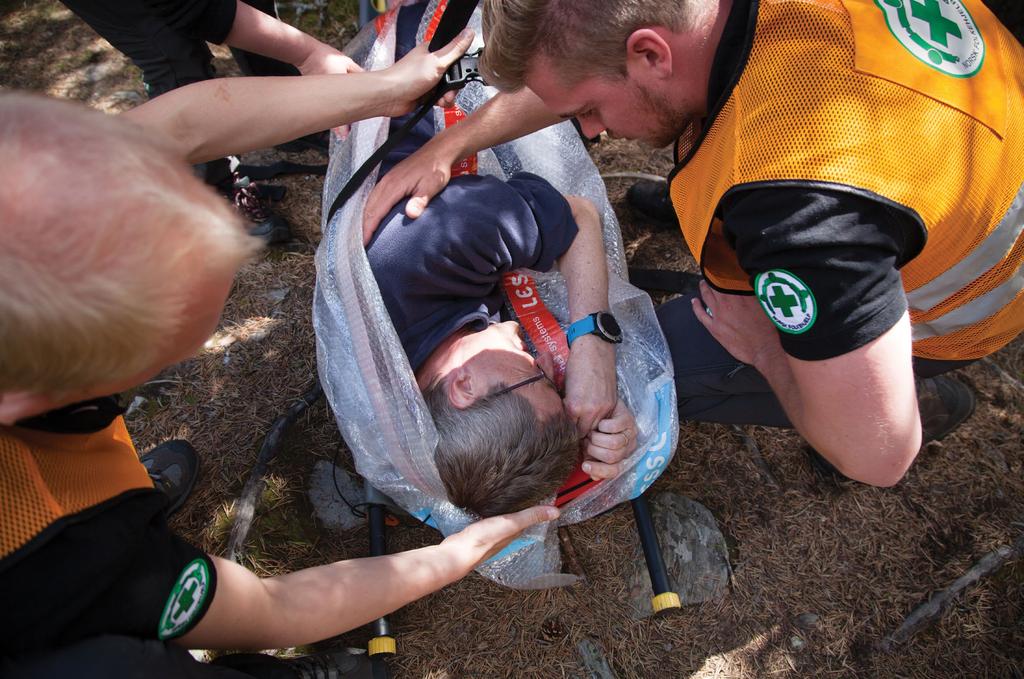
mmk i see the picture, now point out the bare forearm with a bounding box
[123,73,398,164]
[224,1,327,70]
[749,323,921,485]
[258,545,465,647]
[181,505,556,650]
[432,88,559,164]
[184,545,468,650]
[559,197,609,320]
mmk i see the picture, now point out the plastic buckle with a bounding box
[440,48,484,94]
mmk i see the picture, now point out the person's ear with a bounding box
[0,391,56,425]
[447,367,478,410]
[625,28,673,81]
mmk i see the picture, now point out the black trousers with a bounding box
[2,635,297,679]
[59,0,297,185]
[656,292,975,427]
[59,0,296,96]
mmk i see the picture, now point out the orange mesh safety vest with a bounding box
[0,418,153,562]
[670,0,1024,360]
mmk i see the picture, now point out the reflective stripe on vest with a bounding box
[909,180,1024,341]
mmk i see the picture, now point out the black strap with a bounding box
[16,395,124,434]
[627,267,702,295]
[324,0,481,228]
[324,103,434,226]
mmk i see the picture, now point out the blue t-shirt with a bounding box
[365,1,578,370]
[367,171,578,371]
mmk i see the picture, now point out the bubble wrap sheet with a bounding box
[314,1,678,588]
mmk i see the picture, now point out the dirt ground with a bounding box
[2,1,1023,677]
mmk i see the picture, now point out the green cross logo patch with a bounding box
[158,558,210,640]
[875,0,984,77]
[755,270,817,335]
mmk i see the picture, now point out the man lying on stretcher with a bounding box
[366,2,637,518]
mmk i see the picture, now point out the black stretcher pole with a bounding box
[630,494,681,614]
[365,482,395,679]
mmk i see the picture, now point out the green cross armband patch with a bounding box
[158,558,211,640]
[875,0,985,77]
[755,269,818,335]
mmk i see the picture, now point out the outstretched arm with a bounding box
[362,87,560,243]
[122,31,475,164]
[224,1,361,75]
[696,281,920,486]
[176,505,558,649]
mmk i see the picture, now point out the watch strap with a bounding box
[566,314,599,346]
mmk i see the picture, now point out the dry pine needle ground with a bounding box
[1,2,1021,677]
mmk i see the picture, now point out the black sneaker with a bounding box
[284,648,373,679]
[626,179,678,229]
[230,172,292,245]
[141,440,200,517]
[917,375,976,443]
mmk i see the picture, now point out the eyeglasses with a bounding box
[490,371,551,399]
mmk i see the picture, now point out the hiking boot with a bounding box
[626,179,678,229]
[141,440,200,517]
[229,172,292,245]
[283,648,373,679]
[917,375,976,443]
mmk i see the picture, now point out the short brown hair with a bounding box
[0,93,259,395]
[424,379,579,517]
[481,0,712,90]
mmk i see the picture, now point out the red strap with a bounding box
[373,7,398,34]
[501,272,600,506]
[443,107,478,177]
[422,0,450,42]
[502,272,568,388]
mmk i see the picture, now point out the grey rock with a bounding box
[265,287,290,305]
[577,638,617,679]
[790,635,806,651]
[83,61,119,84]
[308,460,364,532]
[794,612,820,630]
[626,492,732,618]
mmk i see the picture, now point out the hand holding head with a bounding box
[441,504,559,569]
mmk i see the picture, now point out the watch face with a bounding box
[596,312,622,342]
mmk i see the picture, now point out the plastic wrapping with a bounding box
[314,0,678,588]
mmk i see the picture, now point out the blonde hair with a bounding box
[481,0,712,91]
[0,93,260,395]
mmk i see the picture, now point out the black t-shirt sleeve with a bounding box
[0,490,217,655]
[721,186,921,360]
[139,0,237,43]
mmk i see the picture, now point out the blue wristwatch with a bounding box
[566,312,623,346]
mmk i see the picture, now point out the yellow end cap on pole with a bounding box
[368,636,396,656]
[652,592,681,613]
